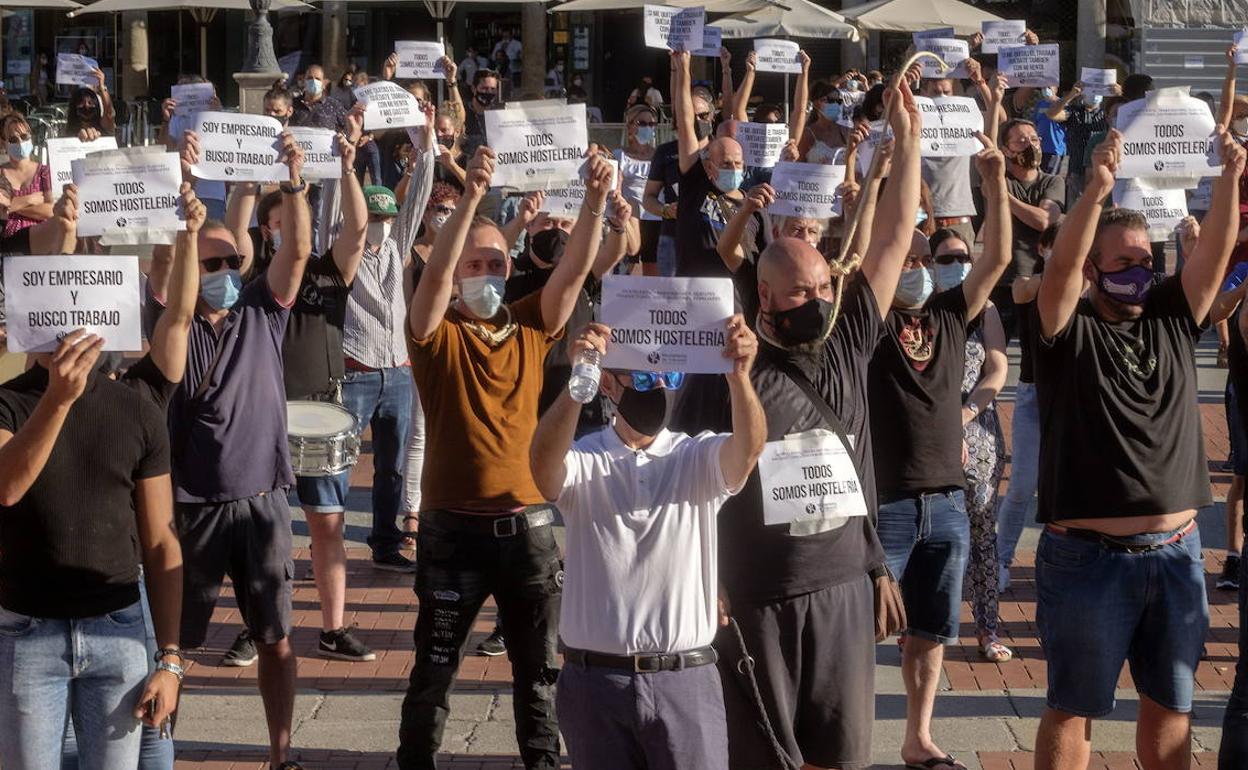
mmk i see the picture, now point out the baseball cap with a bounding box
[364,185,398,217]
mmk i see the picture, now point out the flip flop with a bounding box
[905,756,968,770]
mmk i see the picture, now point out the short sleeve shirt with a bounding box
[647,140,681,237]
[1006,172,1064,281]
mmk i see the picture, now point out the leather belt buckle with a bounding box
[633,654,659,673]
[493,515,520,538]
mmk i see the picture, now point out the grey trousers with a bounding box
[556,659,728,770]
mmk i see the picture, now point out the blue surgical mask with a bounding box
[846,80,861,93]
[269,228,282,252]
[459,275,506,319]
[1042,87,1056,99]
[715,167,744,193]
[636,125,656,145]
[200,269,242,310]
[1086,94,1104,109]
[895,267,934,308]
[305,78,323,97]
[934,262,972,291]
[821,103,840,120]
[7,139,32,159]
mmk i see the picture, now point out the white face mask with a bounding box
[1234,117,1248,137]
[458,275,506,319]
[270,228,282,252]
[430,211,452,233]
[367,220,392,247]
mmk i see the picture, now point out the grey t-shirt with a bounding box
[1006,171,1064,281]
[922,156,975,218]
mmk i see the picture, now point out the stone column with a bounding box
[521,3,546,95]
[122,11,149,101]
[1077,0,1107,69]
[321,0,348,81]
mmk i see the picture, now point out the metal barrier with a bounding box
[588,123,676,151]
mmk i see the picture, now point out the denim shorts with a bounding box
[876,489,971,644]
[1035,524,1209,718]
[295,473,348,513]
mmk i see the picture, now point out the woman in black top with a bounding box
[64,81,116,140]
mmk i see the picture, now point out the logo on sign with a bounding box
[647,351,662,365]
[526,168,537,178]
[224,167,235,177]
[931,141,941,152]
[1155,160,1166,171]
[115,217,127,227]
[805,503,817,515]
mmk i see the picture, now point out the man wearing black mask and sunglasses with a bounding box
[463,69,501,162]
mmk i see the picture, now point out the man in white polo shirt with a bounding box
[529,317,766,770]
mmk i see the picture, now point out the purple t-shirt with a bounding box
[167,274,293,503]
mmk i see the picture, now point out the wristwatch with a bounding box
[280,180,306,194]
[155,647,183,663]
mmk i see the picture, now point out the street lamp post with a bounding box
[243,0,280,73]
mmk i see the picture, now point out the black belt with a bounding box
[564,646,718,673]
[1045,519,1197,554]
[419,506,555,538]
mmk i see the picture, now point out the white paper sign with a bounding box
[3,255,141,353]
[1080,67,1117,97]
[915,38,969,80]
[737,122,789,168]
[1236,30,1248,64]
[757,429,867,529]
[769,162,845,219]
[856,120,893,178]
[288,126,341,181]
[753,39,802,74]
[354,81,426,130]
[692,26,722,58]
[644,5,706,52]
[46,135,118,189]
[981,20,1027,54]
[55,53,97,87]
[540,158,618,216]
[835,90,864,128]
[998,44,1060,88]
[72,148,184,241]
[916,95,984,157]
[913,27,955,45]
[1113,179,1188,238]
[171,82,216,119]
[395,41,446,80]
[486,101,588,191]
[1116,91,1219,179]
[600,275,734,374]
[191,111,286,182]
[1188,176,1215,211]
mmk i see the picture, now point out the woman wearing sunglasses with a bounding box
[616,105,660,274]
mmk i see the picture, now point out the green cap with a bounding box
[364,185,398,217]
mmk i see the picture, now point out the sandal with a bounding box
[978,636,1013,662]
[401,515,419,549]
[905,756,968,770]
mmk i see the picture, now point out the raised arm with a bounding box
[1210,280,1248,325]
[1038,129,1119,337]
[501,191,544,254]
[961,135,1011,318]
[393,103,438,261]
[717,184,773,273]
[986,73,1008,145]
[540,151,611,333]
[733,51,757,122]
[860,81,922,318]
[593,192,634,279]
[93,69,117,134]
[267,133,311,305]
[1221,46,1239,128]
[673,51,700,173]
[1183,127,1248,324]
[224,181,260,273]
[440,57,466,119]
[147,185,204,384]
[718,315,765,491]
[409,147,494,340]
[530,323,607,501]
[789,51,812,140]
[28,184,78,257]
[1046,83,1082,123]
[720,48,735,122]
[332,116,368,285]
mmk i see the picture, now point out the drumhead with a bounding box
[287,401,357,437]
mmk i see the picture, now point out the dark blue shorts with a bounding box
[1035,524,1209,717]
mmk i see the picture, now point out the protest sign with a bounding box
[1116,90,1219,179]
[72,148,184,241]
[1236,29,1248,64]
[46,135,118,189]
[1080,67,1117,97]
[754,39,802,74]
[644,5,705,52]
[540,158,618,217]
[3,255,141,353]
[769,162,845,219]
[835,90,864,128]
[856,120,893,178]
[998,44,1060,87]
[692,26,722,58]
[1113,180,1188,239]
[171,82,215,119]
[190,111,286,182]
[486,101,588,191]
[916,95,984,157]
[757,429,867,529]
[355,81,426,130]
[395,41,446,80]
[288,126,341,180]
[737,122,789,168]
[56,53,97,87]
[981,20,1027,54]
[1188,176,1215,211]
[600,275,734,374]
[912,27,955,45]
[915,38,969,80]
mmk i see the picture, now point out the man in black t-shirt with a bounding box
[1033,129,1244,769]
[868,137,1012,770]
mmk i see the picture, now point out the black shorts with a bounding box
[638,219,661,264]
[176,492,294,648]
[719,576,875,770]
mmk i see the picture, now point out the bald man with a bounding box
[708,79,925,770]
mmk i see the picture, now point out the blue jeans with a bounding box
[1036,525,1208,718]
[996,382,1040,580]
[876,489,971,644]
[0,601,149,770]
[337,366,412,558]
[1220,538,1248,768]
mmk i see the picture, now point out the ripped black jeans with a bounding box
[396,514,563,770]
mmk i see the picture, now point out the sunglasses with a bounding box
[934,251,972,265]
[634,120,657,127]
[628,371,685,392]
[201,254,244,272]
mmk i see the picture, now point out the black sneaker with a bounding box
[319,625,377,662]
[1218,554,1241,591]
[477,630,506,657]
[372,551,416,573]
[222,630,257,667]
[273,762,304,770]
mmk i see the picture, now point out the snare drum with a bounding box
[286,401,361,477]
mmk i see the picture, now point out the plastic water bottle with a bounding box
[568,349,602,403]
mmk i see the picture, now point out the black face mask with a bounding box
[475,91,497,107]
[530,229,568,266]
[616,387,669,436]
[770,297,835,347]
[695,119,713,141]
[438,135,455,148]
